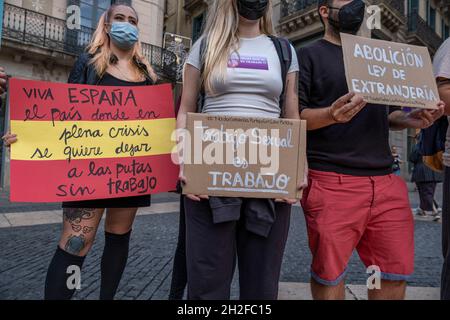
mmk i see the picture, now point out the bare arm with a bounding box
[176,65,201,132]
[0,67,17,149]
[282,72,300,120]
[388,102,445,131]
[388,110,413,131]
[281,71,311,203]
[0,67,7,94]
[176,64,208,201]
[300,92,366,130]
[300,106,335,130]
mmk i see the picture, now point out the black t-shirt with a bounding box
[99,72,149,86]
[298,39,395,176]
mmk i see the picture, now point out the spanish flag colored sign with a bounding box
[9,78,179,202]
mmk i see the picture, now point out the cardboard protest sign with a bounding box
[9,78,179,202]
[341,33,439,109]
[182,113,307,199]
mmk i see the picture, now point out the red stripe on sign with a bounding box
[10,154,179,203]
[9,78,175,122]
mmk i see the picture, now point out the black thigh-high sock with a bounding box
[99,230,131,300]
[44,246,86,300]
[169,195,187,300]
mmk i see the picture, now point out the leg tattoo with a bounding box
[82,226,94,234]
[63,208,96,233]
[64,234,86,255]
[71,225,82,232]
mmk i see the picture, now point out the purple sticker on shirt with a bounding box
[228,54,269,70]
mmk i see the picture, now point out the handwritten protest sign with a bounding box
[9,78,179,202]
[341,33,439,109]
[181,113,307,199]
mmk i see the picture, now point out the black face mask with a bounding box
[237,0,269,21]
[328,0,365,34]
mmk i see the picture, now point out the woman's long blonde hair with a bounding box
[198,0,275,94]
[86,4,157,82]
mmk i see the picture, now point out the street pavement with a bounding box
[0,183,444,300]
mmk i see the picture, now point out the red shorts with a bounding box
[300,169,414,286]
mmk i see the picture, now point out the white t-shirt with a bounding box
[433,38,450,167]
[185,34,299,118]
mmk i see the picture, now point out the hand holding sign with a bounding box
[275,161,309,204]
[329,92,367,123]
[178,166,209,202]
[400,101,445,129]
[1,131,16,149]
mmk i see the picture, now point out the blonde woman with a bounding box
[177,0,304,299]
[3,3,157,300]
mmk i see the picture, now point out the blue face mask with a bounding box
[109,22,139,50]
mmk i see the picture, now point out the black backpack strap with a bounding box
[269,36,292,116]
[197,37,207,113]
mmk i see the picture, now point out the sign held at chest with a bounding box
[181,113,307,199]
[341,33,439,109]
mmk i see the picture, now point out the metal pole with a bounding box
[43,15,47,48]
[23,8,27,42]
[1,82,10,190]
[0,0,4,48]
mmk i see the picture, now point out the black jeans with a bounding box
[184,197,291,300]
[416,182,437,211]
[441,167,450,300]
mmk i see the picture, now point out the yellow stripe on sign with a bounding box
[11,119,176,161]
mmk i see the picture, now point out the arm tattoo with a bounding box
[65,234,86,255]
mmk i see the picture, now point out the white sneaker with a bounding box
[430,210,441,221]
[433,203,442,214]
[415,208,427,216]
[433,215,442,222]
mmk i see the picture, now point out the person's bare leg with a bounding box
[311,278,345,300]
[104,207,138,234]
[368,280,406,300]
[45,208,104,299]
[59,208,105,256]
